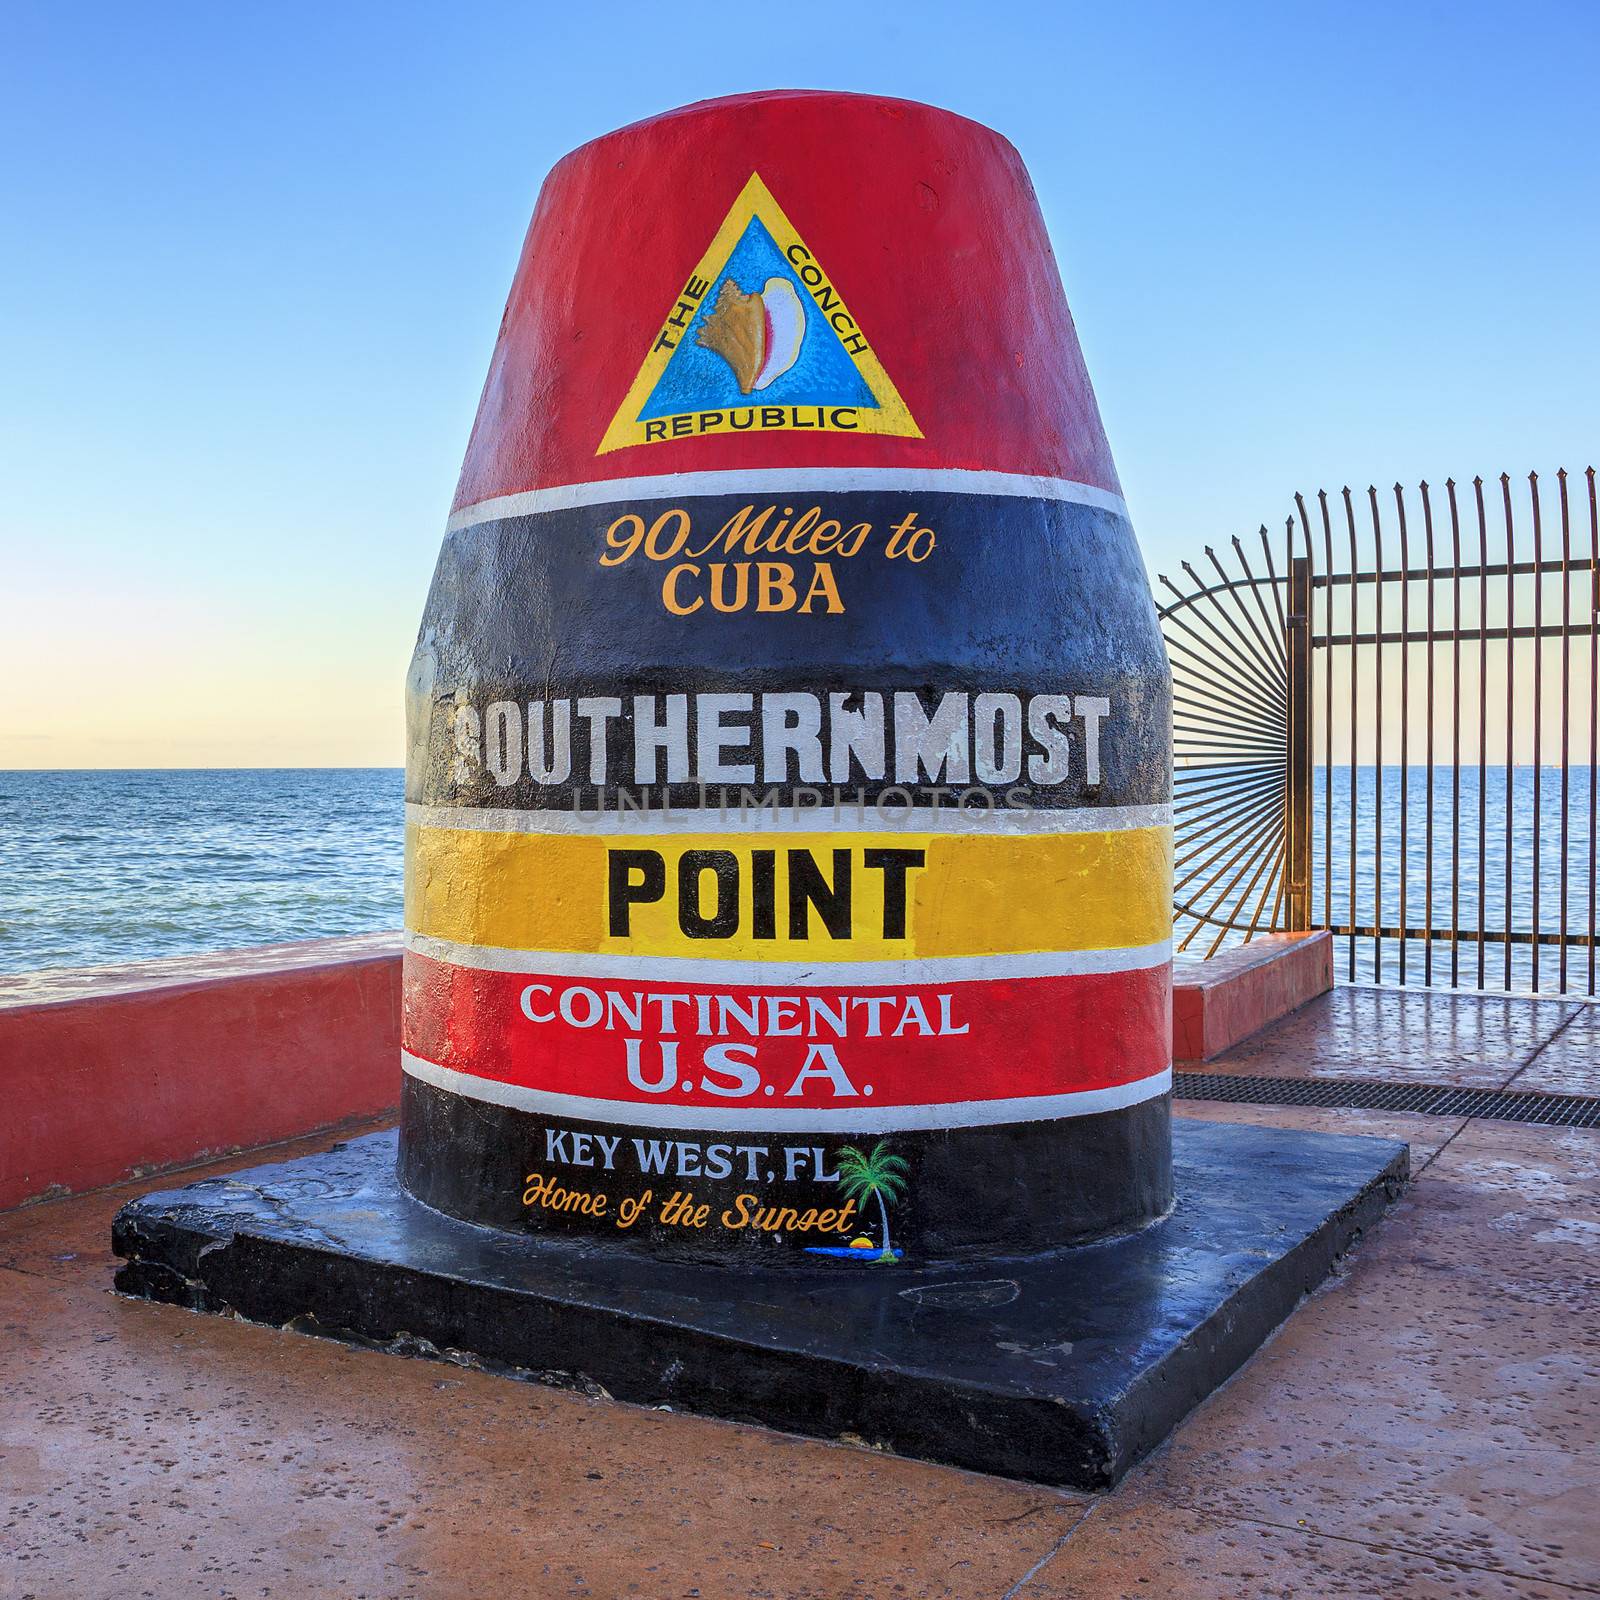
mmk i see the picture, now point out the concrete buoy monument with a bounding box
[399,90,1174,1262]
[114,92,1407,1490]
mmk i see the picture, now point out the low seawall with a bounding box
[0,934,402,1210]
[0,930,1327,1210]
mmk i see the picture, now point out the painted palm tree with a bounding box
[834,1142,910,1262]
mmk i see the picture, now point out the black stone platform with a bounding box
[111,1121,1407,1490]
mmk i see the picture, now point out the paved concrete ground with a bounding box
[1215,982,1592,1090]
[2,986,1597,1598]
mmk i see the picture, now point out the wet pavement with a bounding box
[1214,984,1588,1089]
[3,984,1598,1598]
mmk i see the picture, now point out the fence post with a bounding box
[1286,556,1313,930]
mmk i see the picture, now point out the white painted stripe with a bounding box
[401,1051,1171,1132]
[404,932,1172,984]
[445,467,1129,533]
[405,800,1172,837]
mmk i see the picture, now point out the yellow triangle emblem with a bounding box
[598,173,921,455]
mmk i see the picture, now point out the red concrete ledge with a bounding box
[0,934,402,1211]
[1172,931,1333,1063]
[2,929,1331,1211]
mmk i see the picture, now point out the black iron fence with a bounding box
[1160,468,1600,994]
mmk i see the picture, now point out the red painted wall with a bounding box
[1172,933,1334,1063]
[0,930,1327,1211]
[0,935,401,1211]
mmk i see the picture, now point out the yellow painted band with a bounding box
[405,823,1173,960]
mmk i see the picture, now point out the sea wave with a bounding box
[0,769,404,975]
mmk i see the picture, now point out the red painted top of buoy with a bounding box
[451,90,1122,510]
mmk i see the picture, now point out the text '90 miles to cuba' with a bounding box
[598,500,937,615]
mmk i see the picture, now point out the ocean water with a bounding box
[1282,764,1597,994]
[0,770,404,975]
[3,764,1595,994]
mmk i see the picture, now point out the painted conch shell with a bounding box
[697,276,806,394]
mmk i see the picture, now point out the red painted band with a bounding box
[453,91,1119,505]
[402,951,1168,1114]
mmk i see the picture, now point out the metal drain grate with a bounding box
[1174,1073,1600,1128]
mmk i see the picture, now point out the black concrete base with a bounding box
[111,1122,1407,1491]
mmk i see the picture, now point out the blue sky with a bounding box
[2,0,1595,766]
